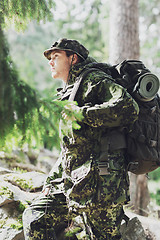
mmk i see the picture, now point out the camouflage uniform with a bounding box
[23,40,139,240]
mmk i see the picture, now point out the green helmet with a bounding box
[44,38,89,61]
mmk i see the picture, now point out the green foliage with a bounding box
[12,167,27,173]
[148,168,160,181]
[1,0,55,30]
[6,216,23,230]
[6,22,62,92]
[18,201,27,212]
[2,0,160,153]
[150,189,160,206]
[9,222,23,230]
[1,94,83,151]
[0,0,87,151]
[148,168,160,206]
[155,189,160,205]
[0,21,83,151]
[0,186,14,199]
[53,0,105,61]
[5,0,108,107]
[0,219,6,228]
[11,176,33,190]
[0,30,38,149]
[0,200,27,230]
[65,227,81,237]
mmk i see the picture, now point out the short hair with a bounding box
[65,50,84,63]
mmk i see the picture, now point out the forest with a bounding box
[1,0,160,239]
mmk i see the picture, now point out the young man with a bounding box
[23,38,139,240]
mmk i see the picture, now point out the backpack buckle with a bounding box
[150,140,157,147]
[98,162,109,175]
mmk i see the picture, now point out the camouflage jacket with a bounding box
[45,57,139,206]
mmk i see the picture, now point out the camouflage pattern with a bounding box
[44,38,89,61]
[23,56,139,239]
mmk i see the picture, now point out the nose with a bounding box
[49,59,54,66]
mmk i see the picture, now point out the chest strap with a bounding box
[69,68,99,101]
[98,130,127,175]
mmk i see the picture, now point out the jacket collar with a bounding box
[67,56,97,85]
[56,57,112,99]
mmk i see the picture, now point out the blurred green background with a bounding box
[1,0,160,206]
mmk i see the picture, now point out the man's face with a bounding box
[48,50,73,82]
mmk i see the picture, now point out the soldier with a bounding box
[23,38,139,240]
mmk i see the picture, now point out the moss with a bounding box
[0,219,6,228]
[12,167,28,173]
[18,201,27,212]
[0,200,28,231]
[10,223,23,230]
[12,176,33,190]
[0,214,23,230]
[0,186,14,199]
[6,219,23,230]
[4,202,26,230]
[12,202,28,230]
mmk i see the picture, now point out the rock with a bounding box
[0,198,14,207]
[0,151,30,170]
[3,171,47,191]
[12,150,30,165]
[1,148,159,240]
[0,201,25,240]
[0,167,15,175]
[0,228,24,240]
[8,162,45,173]
[0,170,46,240]
[121,217,146,240]
[124,210,159,240]
[0,180,40,207]
[0,149,57,240]
[25,148,39,165]
[0,158,11,169]
[145,228,156,240]
[36,148,58,173]
[0,149,59,174]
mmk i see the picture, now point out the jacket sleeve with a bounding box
[78,72,139,128]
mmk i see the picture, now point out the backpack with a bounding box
[72,60,160,175]
[109,60,160,174]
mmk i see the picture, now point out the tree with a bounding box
[109,0,150,216]
[109,0,139,63]
[53,0,104,60]
[0,0,54,30]
[5,0,105,88]
[139,0,160,75]
[0,0,82,151]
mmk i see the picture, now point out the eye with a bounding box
[50,53,60,60]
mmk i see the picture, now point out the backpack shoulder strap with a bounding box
[69,68,99,101]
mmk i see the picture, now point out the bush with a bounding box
[148,167,160,181]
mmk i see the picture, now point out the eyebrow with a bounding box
[51,50,63,55]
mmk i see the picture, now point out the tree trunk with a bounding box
[108,0,150,216]
[0,14,5,111]
[109,0,139,64]
[129,173,150,216]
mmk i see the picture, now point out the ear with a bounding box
[71,54,79,65]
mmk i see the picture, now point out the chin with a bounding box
[51,73,57,79]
